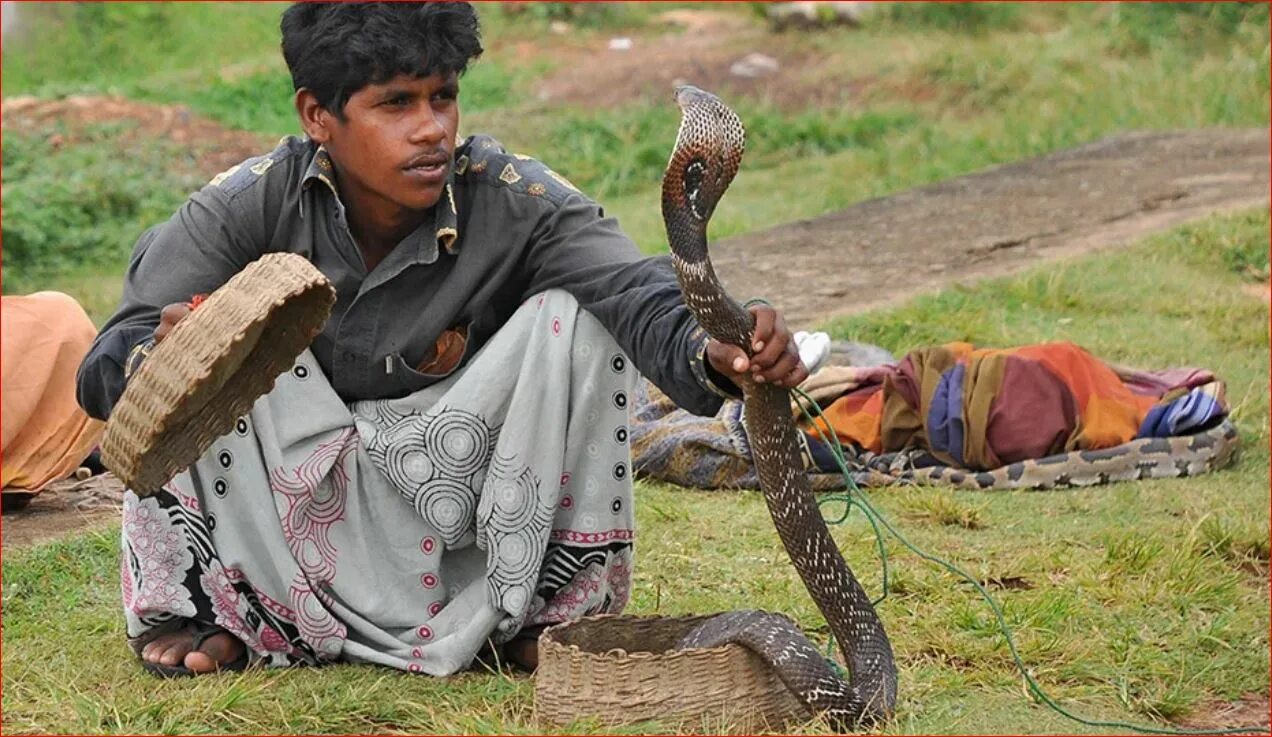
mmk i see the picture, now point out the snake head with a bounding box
[664,85,746,225]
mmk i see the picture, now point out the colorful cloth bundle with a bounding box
[809,341,1227,470]
[631,341,1232,490]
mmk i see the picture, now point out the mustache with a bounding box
[402,150,452,169]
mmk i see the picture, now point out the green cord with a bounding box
[791,387,1264,735]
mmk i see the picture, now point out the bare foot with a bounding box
[141,624,246,674]
[504,634,540,671]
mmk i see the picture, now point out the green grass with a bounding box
[0,3,286,98]
[0,125,208,295]
[4,210,1267,734]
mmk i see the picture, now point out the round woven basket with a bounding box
[101,252,335,495]
[535,614,808,731]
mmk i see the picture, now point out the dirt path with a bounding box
[712,127,1271,329]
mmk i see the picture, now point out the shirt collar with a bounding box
[299,143,461,258]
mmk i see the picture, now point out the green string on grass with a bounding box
[792,386,1264,736]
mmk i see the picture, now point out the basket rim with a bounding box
[100,252,334,493]
[540,612,751,663]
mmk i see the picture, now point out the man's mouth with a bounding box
[404,153,450,177]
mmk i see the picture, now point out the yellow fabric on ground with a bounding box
[1,292,104,492]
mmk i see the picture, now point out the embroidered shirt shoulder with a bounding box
[455,134,582,206]
[206,137,308,199]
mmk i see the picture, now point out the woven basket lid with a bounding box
[101,252,336,495]
[535,614,808,731]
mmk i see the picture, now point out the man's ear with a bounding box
[295,88,335,143]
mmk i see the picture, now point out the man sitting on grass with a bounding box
[77,1,808,677]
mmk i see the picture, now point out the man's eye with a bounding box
[384,96,409,107]
[434,88,459,103]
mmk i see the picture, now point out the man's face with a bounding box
[314,71,460,219]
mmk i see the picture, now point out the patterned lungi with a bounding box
[121,290,636,674]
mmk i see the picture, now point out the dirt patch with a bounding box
[1241,282,1271,303]
[711,128,1271,328]
[1175,693,1271,733]
[528,10,859,110]
[1,474,123,552]
[1,94,273,176]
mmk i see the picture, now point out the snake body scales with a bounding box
[662,86,898,730]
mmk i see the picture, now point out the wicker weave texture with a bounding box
[101,253,335,495]
[535,614,808,731]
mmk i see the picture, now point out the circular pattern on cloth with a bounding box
[217,450,234,470]
[491,528,538,580]
[488,473,536,528]
[292,364,311,381]
[399,449,434,485]
[612,461,628,481]
[234,418,250,436]
[368,399,406,428]
[213,478,229,498]
[424,410,492,478]
[610,354,627,374]
[501,583,530,614]
[416,478,477,542]
[378,439,429,494]
[305,479,345,525]
[614,426,628,444]
[612,391,628,410]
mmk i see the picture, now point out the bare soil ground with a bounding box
[2,12,1267,730]
[523,9,865,111]
[712,127,1271,328]
[0,473,123,549]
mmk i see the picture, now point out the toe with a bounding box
[184,632,245,674]
[141,633,185,664]
[141,639,163,663]
[158,640,192,667]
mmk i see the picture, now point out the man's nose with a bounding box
[409,106,446,144]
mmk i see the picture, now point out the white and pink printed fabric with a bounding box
[121,290,636,674]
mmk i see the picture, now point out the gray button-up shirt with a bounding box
[76,135,737,421]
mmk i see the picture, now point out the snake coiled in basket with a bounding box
[662,86,898,730]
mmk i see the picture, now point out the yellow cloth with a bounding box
[1,292,104,492]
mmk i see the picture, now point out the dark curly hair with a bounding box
[280,2,483,119]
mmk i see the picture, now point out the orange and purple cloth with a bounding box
[803,341,1226,471]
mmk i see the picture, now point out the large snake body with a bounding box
[663,86,898,730]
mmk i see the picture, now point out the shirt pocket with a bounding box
[385,322,473,394]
